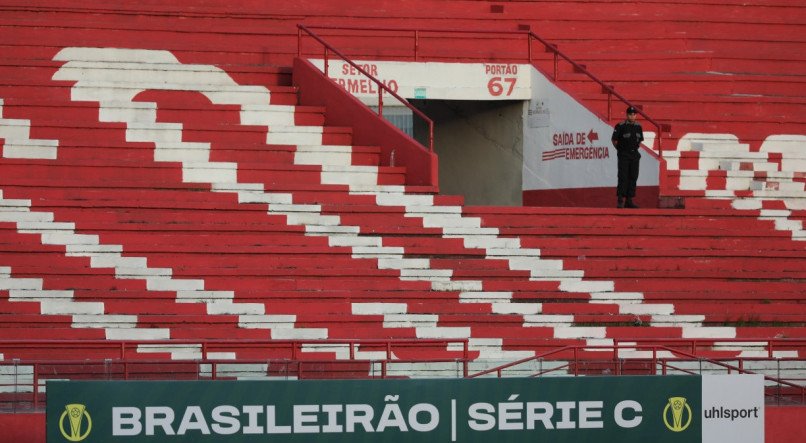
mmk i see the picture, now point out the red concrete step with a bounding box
[0,60,293,88]
[734,327,806,339]
[1,98,326,128]
[0,327,105,339]
[0,314,78,327]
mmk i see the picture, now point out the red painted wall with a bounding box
[0,413,45,443]
[523,185,660,208]
[766,406,806,443]
[293,58,438,187]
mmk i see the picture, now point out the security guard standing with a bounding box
[611,106,644,208]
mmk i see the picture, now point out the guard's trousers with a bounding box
[617,150,641,198]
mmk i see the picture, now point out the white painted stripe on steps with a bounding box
[616,349,678,359]
[51,48,739,358]
[56,51,472,352]
[523,314,574,325]
[352,303,408,315]
[54,54,498,351]
[589,292,644,302]
[0,265,155,336]
[0,98,60,159]
[267,132,324,146]
[415,327,472,339]
[0,193,327,347]
[491,303,542,315]
[136,344,205,360]
[458,291,513,302]
[300,343,393,361]
[650,315,706,325]
[619,303,675,316]
[758,209,805,240]
[670,135,805,239]
[240,104,297,127]
[681,327,736,339]
[553,327,607,339]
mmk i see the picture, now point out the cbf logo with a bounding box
[59,404,92,441]
[663,396,692,432]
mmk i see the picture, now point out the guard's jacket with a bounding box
[611,120,644,153]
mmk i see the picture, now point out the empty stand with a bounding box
[0,0,803,411]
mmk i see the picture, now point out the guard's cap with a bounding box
[626,106,638,114]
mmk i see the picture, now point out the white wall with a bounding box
[523,67,659,193]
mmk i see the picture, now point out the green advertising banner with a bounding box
[46,375,761,443]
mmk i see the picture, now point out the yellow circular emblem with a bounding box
[59,404,92,442]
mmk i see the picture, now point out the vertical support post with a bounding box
[324,48,329,76]
[378,89,384,117]
[429,121,434,152]
[652,348,658,375]
[414,30,419,61]
[607,91,612,121]
[553,51,559,81]
[31,362,38,410]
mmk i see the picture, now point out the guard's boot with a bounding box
[617,197,625,208]
[625,198,639,208]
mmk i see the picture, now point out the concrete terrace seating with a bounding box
[0,1,804,382]
[1,47,804,372]
[662,134,806,239]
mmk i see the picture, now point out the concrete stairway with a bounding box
[1,46,804,375]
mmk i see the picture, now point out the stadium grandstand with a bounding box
[0,0,803,441]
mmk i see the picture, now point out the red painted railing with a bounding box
[295,25,670,155]
[613,338,806,360]
[468,343,806,405]
[2,339,803,411]
[0,338,471,411]
[0,338,469,361]
[297,24,435,152]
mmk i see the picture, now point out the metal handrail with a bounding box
[297,24,434,152]
[525,30,669,155]
[613,338,806,359]
[0,356,471,410]
[3,342,802,410]
[467,344,806,402]
[295,25,669,155]
[0,338,470,361]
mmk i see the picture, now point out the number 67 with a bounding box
[487,77,517,96]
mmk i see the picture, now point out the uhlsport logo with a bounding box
[59,403,92,442]
[663,396,692,432]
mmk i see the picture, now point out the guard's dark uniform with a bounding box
[611,118,643,202]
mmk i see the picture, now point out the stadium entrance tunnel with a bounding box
[409,99,525,206]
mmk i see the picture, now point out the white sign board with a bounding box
[701,375,765,442]
[310,59,531,102]
[523,67,659,192]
